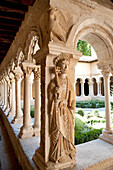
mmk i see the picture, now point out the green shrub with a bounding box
[93,110,99,117]
[76,109,84,116]
[30,105,34,118]
[75,128,103,145]
[76,100,105,108]
[75,116,85,132]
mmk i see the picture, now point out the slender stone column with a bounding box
[0,82,1,104]
[3,79,7,110]
[88,79,94,96]
[97,78,101,96]
[102,70,112,133]
[19,61,35,138]
[12,67,23,123]
[33,67,41,136]
[8,73,15,116]
[80,79,85,96]
[5,76,10,113]
[30,79,33,101]
[0,81,4,106]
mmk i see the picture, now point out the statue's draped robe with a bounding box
[48,78,76,163]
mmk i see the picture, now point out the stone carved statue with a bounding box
[28,36,39,61]
[48,54,76,163]
[49,7,67,42]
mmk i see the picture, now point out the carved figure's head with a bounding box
[54,53,71,75]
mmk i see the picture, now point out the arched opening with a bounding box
[93,78,97,96]
[72,20,113,145]
[101,77,104,96]
[76,78,81,96]
[110,76,113,96]
[84,78,89,96]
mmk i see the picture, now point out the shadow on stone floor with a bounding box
[0,116,22,170]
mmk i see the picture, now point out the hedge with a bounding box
[76,99,105,108]
[75,128,103,145]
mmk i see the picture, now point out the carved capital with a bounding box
[109,64,113,75]
[98,64,110,79]
[22,61,37,78]
[13,66,23,81]
[24,66,33,78]
[102,70,110,79]
[34,67,41,80]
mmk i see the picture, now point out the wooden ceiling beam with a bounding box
[0,50,8,54]
[0,17,22,26]
[0,7,27,14]
[0,29,16,35]
[2,0,35,6]
[0,11,24,20]
[0,25,19,31]
[0,1,28,13]
[0,38,12,43]
[0,15,23,21]
[0,23,20,28]
[0,47,9,51]
[0,34,14,38]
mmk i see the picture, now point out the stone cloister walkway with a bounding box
[1,108,113,170]
[0,117,22,170]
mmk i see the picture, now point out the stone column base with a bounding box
[33,150,76,170]
[99,129,113,145]
[12,116,23,124]
[19,126,33,138]
[5,108,10,114]
[33,127,40,136]
[2,105,6,111]
[7,110,15,117]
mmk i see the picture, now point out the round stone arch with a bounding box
[66,18,113,62]
[24,26,40,62]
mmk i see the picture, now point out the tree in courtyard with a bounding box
[77,40,91,56]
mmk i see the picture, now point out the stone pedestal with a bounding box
[12,67,23,124]
[33,43,81,170]
[19,61,35,138]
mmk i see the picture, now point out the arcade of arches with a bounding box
[0,0,113,170]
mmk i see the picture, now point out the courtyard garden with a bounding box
[75,99,113,145]
[28,99,113,145]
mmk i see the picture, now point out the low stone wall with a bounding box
[76,96,105,101]
[0,108,38,170]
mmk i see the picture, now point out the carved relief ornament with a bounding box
[34,67,41,80]
[71,0,97,9]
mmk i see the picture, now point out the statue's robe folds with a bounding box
[48,78,76,163]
